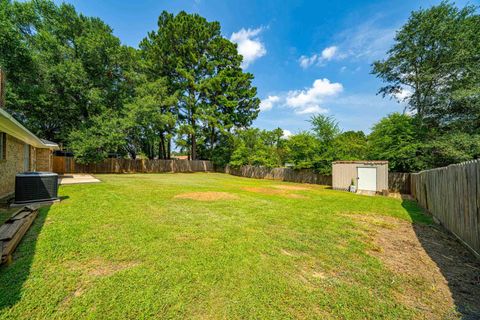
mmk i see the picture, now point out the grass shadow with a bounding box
[401,199,480,319]
[0,205,50,312]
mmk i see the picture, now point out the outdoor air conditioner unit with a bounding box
[15,172,59,204]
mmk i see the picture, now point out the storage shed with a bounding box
[332,161,388,193]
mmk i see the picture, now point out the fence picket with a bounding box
[52,156,214,174]
[411,159,480,258]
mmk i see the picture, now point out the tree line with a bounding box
[218,1,480,173]
[0,0,260,163]
[230,111,480,175]
[0,1,478,173]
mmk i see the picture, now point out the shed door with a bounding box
[357,167,376,191]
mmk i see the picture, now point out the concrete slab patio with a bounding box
[59,174,101,185]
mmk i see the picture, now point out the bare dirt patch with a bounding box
[87,259,139,277]
[59,285,88,310]
[387,192,413,200]
[174,191,239,201]
[285,194,308,199]
[65,258,140,277]
[273,185,311,191]
[242,187,308,199]
[351,214,480,319]
[280,249,298,257]
[297,267,329,288]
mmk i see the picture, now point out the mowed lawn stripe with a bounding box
[1,173,437,319]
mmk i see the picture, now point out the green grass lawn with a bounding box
[0,173,435,319]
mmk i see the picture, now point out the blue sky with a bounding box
[56,0,475,135]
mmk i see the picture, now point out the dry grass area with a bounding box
[242,186,309,198]
[73,259,140,277]
[272,185,311,191]
[352,214,480,319]
[174,191,239,201]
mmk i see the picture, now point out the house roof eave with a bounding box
[0,108,59,150]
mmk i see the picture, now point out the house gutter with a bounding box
[0,108,59,150]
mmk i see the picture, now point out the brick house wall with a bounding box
[36,148,53,172]
[0,134,26,198]
[0,133,53,198]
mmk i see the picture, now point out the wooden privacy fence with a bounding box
[223,165,332,185]
[223,165,413,192]
[388,172,411,194]
[411,159,480,258]
[52,156,213,174]
[53,156,412,193]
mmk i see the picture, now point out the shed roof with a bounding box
[332,160,388,165]
[0,108,59,149]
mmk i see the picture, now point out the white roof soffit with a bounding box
[0,108,59,149]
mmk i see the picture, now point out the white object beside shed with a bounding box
[332,161,388,193]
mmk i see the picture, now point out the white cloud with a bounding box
[259,95,279,111]
[321,46,338,60]
[282,129,292,138]
[299,54,319,69]
[296,106,328,114]
[230,27,266,68]
[334,18,397,61]
[258,79,344,116]
[393,88,412,102]
[285,78,343,114]
[298,46,341,69]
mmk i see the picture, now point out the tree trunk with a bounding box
[190,119,197,160]
[159,132,166,159]
[210,126,215,159]
[191,133,196,160]
[167,137,171,159]
[129,148,136,160]
[189,89,197,160]
[149,140,154,160]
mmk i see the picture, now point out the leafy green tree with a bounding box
[199,67,260,160]
[420,133,480,168]
[331,131,368,161]
[309,114,340,145]
[208,133,235,168]
[372,2,480,131]
[140,11,259,160]
[372,2,480,170]
[1,0,134,144]
[229,128,285,168]
[0,0,37,115]
[285,132,322,170]
[69,114,128,163]
[368,113,424,172]
[125,77,178,159]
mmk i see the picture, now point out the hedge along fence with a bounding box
[411,159,480,258]
[223,165,332,185]
[52,156,213,174]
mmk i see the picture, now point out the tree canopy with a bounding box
[371,1,480,171]
[372,1,480,131]
[1,0,134,144]
[0,0,478,172]
[0,2,260,163]
[140,11,260,160]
